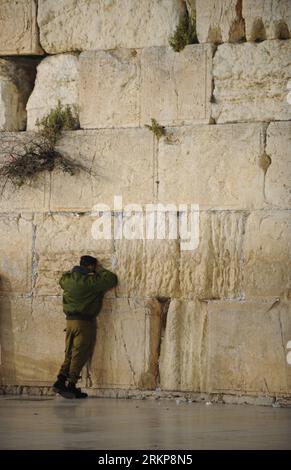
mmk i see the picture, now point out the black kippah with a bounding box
[80,255,97,266]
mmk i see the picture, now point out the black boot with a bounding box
[67,382,88,399]
[53,374,67,395]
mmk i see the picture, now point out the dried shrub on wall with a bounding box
[0,102,86,190]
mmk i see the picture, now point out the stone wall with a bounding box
[0,0,290,402]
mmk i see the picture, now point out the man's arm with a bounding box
[59,273,67,290]
[91,267,118,293]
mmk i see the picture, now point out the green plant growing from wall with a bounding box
[169,11,198,52]
[0,101,85,190]
[145,118,166,140]
[36,101,79,145]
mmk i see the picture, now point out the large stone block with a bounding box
[158,123,265,209]
[0,296,65,385]
[159,299,208,392]
[0,215,33,295]
[265,121,291,208]
[0,59,37,131]
[34,213,114,296]
[179,210,248,301]
[0,132,49,212]
[38,0,184,53]
[212,40,291,123]
[79,44,213,129]
[195,0,245,44]
[207,299,291,394]
[243,211,291,298]
[140,44,213,126]
[90,297,161,389]
[26,54,79,130]
[243,0,291,41]
[114,238,180,299]
[79,49,140,129]
[52,129,154,210]
[0,0,43,55]
[36,210,180,299]
[1,127,154,212]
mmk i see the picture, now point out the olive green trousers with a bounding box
[58,319,96,384]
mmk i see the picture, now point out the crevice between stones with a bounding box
[258,122,272,202]
[229,0,246,43]
[209,44,218,124]
[155,296,171,389]
[31,217,38,297]
[0,56,41,132]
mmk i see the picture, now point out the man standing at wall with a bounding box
[53,255,118,399]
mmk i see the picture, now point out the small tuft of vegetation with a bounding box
[36,100,79,146]
[169,12,198,52]
[0,101,85,191]
[145,118,166,140]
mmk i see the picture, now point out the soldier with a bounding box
[53,255,117,399]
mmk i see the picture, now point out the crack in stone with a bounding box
[198,304,208,392]
[120,318,137,387]
[155,297,171,389]
[31,216,38,294]
[259,122,272,202]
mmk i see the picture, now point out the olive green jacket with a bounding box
[59,266,118,320]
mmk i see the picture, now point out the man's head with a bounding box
[80,255,97,273]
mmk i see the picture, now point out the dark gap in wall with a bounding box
[251,18,267,42]
[155,297,171,389]
[0,55,43,131]
[207,26,223,45]
[229,0,246,43]
[275,21,290,40]
[2,55,42,89]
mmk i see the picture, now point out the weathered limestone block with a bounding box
[49,132,94,212]
[0,296,32,385]
[0,132,49,212]
[114,238,180,299]
[91,297,161,389]
[0,216,32,295]
[195,0,245,43]
[159,299,208,392]
[207,299,291,394]
[287,79,291,104]
[34,213,114,296]
[180,211,247,301]
[52,129,154,210]
[0,128,154,213]
[0,59,37,131]
[26,54,79,130]
[0,296,65,385]
[243,0,291,41]
[35,214,181,299]
[265,121,291,208]
[158,123,265,209]
[140,45,214,126]
[38,0,184,53]
[212,40,291,123]
[0,0,43,55]
[243,211,291,298]
[79,49,140,129]
[79,44,213,129]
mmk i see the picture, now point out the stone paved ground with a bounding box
[0,397,290,450]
